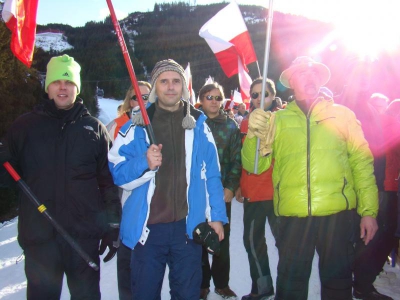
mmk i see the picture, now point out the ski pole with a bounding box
[106,0,156,145]
[3,162,100,271]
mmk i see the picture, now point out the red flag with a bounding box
[184,63,196,105]
[199,2,257,78]
[2,0,39,67]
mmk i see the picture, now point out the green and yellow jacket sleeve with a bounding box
[241,136,273,175]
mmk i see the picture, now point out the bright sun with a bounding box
[276,0,400,60]
[331,1,400,59]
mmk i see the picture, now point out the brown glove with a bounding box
[247,109,271,139]
[247,109,276,156]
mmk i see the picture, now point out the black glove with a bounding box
[99,225,120,262]
[193,222,220,255]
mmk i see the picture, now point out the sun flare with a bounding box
[333,2,400,59]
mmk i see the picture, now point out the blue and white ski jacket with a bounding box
[108,102,228,249]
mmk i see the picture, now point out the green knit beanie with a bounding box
[45,54,81,94]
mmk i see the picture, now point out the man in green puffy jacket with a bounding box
[241,56,379,300]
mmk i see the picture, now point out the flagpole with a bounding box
[105,0,156,145]
[254,0,274,174]
[256,61,262,77]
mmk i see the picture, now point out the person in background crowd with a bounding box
[225,108,235,120]
[242,56,379,300]
[106,81,151,142]
[2,54,121,299]
[116,104,123,117]
[108,59,227,299]
[232,104,239,116]
[236,77,283,300]
[369,93,390,115]
[237,103,249,118]
[198,82,242,300]
[338,61,393,300]
[372,98,400,288]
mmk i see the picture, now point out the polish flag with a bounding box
[233,90,243,103]
[238,57,252,103]
[184,63,196,105]
[2,0,39,67]
[199,2,257,78]
[224,90,234,110]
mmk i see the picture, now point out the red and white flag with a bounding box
[184,63,196,105]
[2,0,39,67]
[238,57,252,103]
[199,1,257,78]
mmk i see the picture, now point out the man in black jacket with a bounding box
[4,54,121,299]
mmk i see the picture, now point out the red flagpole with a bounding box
[106,0,156,144]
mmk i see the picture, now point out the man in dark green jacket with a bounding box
[198,82,241,300]
[242,56,379,300]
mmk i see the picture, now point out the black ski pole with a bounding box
[3,162,100,271]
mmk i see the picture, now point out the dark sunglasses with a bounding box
[205,95,223,101]
[251,92,269,99]
[131,94,149,101]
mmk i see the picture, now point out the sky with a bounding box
[36,0,398,28]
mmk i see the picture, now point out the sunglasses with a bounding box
[205,95,223,101]
[251,92,269,99]
[131,94,149,101]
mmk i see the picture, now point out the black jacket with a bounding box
[7,99,121,248]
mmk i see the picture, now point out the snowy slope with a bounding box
[35,32,74,52]
[1,98,399,300]
[97,97,123,125]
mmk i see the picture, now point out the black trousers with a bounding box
[275,210,355,300]
[117,242,132,300]
[201,202,231,289]
[243,200,277,295]
[24,235,101,300]
[354,191,398,293]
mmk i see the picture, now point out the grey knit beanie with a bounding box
[147,59,195,129]
[148,59,190,103]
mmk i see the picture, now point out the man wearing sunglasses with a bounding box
[198,82,242,300]
[242,56,379,300]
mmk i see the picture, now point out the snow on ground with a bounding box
[97,97,123,126]
[35,32,74,52]
[1,98,399,300]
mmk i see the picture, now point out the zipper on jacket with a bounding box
[305,101,318,216]
[275,182,281,216]
[342,177,349,210]
[306,116,311,216]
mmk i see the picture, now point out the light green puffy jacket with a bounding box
[242,97,378,218]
